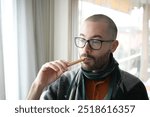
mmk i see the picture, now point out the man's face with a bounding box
[78,21,113,71]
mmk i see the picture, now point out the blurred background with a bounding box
[0,0,150,99]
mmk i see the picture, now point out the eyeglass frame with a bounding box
[74,37,114,50]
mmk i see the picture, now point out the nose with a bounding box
[82,42,92,53]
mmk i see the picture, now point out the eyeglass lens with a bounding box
[75,37,101,50]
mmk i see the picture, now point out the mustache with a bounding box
[80,54,95,60]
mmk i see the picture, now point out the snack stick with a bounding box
[68,58,85,66]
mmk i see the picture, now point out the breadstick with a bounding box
[68,58,85,66]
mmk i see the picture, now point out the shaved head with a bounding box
[85,14,118,40]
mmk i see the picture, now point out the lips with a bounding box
[83,57,92,63]
[81,54,95,63]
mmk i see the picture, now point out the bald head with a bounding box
[84,14,118,40]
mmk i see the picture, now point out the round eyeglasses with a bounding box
[74,37,114,50]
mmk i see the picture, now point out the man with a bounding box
[27,14,149,100]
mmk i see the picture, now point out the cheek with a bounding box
[95,49,111,61]
[95,48,107,56]
[100,44,111,53]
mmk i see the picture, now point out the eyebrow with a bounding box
[79,33,103,39]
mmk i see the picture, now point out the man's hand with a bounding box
[27,60,69,100]
[26,58,84,100]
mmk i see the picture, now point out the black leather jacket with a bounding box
[41,68,149,100]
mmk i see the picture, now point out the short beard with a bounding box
[81,50,111,71]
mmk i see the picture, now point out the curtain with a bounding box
[0,0,6,99]
[0,0,75,100]
[17,0,37,99]
[0,0,52,99]
[17,0,52,99]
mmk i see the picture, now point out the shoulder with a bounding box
[118,70,149,99]
[120,70,147,92]
[120,70,140,83]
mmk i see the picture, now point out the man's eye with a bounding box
[91,40,100,43]
[80,39,85,42]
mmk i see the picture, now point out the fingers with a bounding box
[51,60,68,72]
[34,60,70,90]
[41,60,69,73]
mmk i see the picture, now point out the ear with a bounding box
[111,40,119,53]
